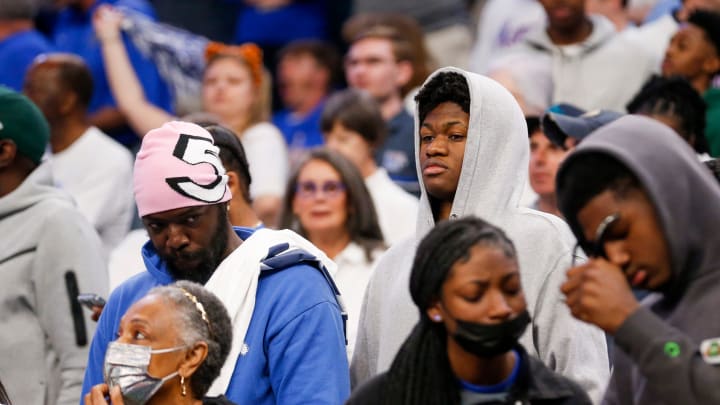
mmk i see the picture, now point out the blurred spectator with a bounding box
[627,75,711,158]
[511,0,655,111]
[93,6,288,227]
[661,10,720,156]
[353,0,472,68]
[342,13,433,100]
[273,40,340,164]
[345,26,419,195]
[279,149,386,359]
[527,116,570,217]
[627,0,720,66]
[0,0,54,91]
[469,0,546,73]
[24,53,133,253]
[234,1,333,67]
[84,280,235,404]
[0,86,107,405]
[557,115,720,404]
[50,0,173,148]
[320,89,418,245]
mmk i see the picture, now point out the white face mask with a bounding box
[103,341,186,405]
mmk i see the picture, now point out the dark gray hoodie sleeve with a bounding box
[608,306,720,404]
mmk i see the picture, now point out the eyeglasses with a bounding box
[571,213,620,267]
[295,180,346,199]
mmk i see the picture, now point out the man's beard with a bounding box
[165,207,230,285]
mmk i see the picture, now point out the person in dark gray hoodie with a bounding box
[556,114,720,404]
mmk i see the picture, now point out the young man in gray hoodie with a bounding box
[557,115,720,404]
[0,86,107,404]
[351,67,610,402]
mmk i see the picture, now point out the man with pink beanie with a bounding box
[81,121,350,404]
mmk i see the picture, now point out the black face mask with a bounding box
[451,310,531,358]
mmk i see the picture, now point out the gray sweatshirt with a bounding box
[350,67,610,403]
[560,115,720,405]
[0,164,107,405]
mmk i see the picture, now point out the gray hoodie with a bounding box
[559,115,720,405]
[350,67,609,402]
[517,15,655,112]
[0,164,107,405]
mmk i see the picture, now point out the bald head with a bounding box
[23,53,93,123]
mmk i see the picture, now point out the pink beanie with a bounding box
[134,121,231,217]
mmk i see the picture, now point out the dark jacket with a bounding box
[203,395,237,405]
[558,115,720,405]
[346,345,591,405]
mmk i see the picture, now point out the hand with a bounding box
[93,5,124,43]
[561,258,640,334]
[91,305,104,322]
[84,384,124,405]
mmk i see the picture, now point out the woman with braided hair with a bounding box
[85,281,235,405]
[347,217,591,405]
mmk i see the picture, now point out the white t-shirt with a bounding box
[108,229,148,291]
[241,122,289,199]
[332,242,384,360]
[365,168,419,245]
[49,126,134,253]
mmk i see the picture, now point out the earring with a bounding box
[432,314,442,322]
[180,375,187,397]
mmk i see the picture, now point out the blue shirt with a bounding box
[375,109,420,195]
[272,101,326,150]
[52,0,173,146]
[234,0,328,46]
[80,227,350,405]
[0,29,54,91]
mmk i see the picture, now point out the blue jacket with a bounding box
[81,227,350,404]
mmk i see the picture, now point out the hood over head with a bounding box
[414,67,530,235]
[557,115,720,297]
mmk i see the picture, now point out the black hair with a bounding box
[382,217,517,405]
[688,10,720,60]
[626,75,709,153]
[320,89,386,148]
[149,280,233,399]
[203,125,253,204]
[277,39,341,87]
[557,153,641,244]
[415,72,470,125]
[279,148,386,261]
[526,116,541,137]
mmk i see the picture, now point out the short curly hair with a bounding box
[415,72,470,124]
[148,281,232,399]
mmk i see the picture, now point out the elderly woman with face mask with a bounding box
[84,281,235,405]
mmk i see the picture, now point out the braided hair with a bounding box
[382,216,517,405]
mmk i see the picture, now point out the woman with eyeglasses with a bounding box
[346,217,592,405]
[84,281,236,405]
[279,148,386,358]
